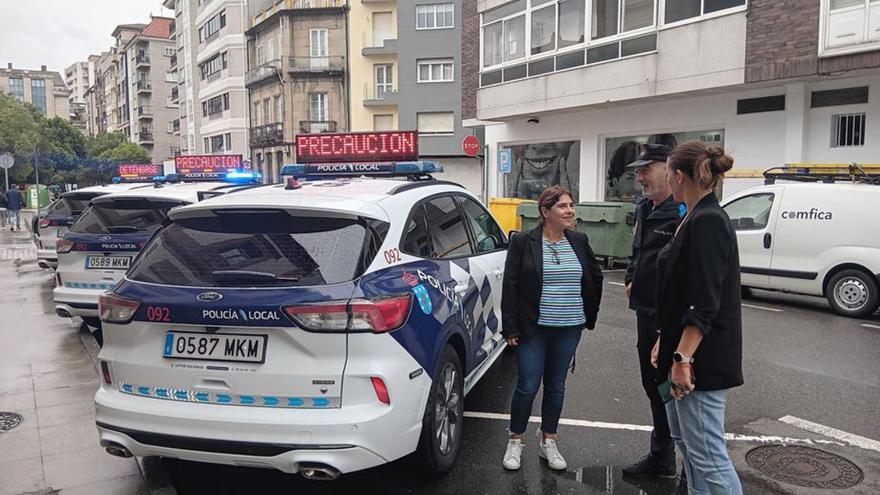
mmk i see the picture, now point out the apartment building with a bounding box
[165,0,249,159]
[245,0,349,182]
[0,63,70,119]
[463,0,880,203]
[101,24,146,137]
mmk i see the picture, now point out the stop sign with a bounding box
[462,135,481,157]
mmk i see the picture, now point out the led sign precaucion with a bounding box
[295,131,419,164]
[174,155,246,177]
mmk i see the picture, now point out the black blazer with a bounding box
[655,193,744,391]
[501,225,603,340]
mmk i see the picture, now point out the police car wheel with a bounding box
[418,345,463,476]
[826,269,879,318]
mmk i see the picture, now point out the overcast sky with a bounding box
[0,0,173,73]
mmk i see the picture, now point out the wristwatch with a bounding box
[673,351,694,365]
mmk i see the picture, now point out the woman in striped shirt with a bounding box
[501,186,604,471]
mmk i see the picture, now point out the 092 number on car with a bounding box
[162,331,267,364]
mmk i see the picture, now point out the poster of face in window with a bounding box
[604,130,724,202]
[503,141,580,202]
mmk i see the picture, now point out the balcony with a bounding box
[170,88,179,103]
[136,80,152,93]
[288,0,346,9]
[138,130,154,143]
[362,33,398,56]
[363,83,398,107]
[136,54,151,67]
[249,123,284,147]
[166,96,179,107]
[288,56,345,76]
[169,55,177,68]
[245,61,280,87]
[137,105,153,117]
[299,120,337,134]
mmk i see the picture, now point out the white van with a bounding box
[721,174,880,318]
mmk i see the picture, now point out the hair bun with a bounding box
[706,146,734,174]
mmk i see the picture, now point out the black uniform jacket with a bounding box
[655,193,744,391]
[501,225,603,340]
[625,195,679,313]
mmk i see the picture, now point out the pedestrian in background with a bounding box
[654,141,744,494]
[500,186,603,471]
[5,184,23,231]
[621,144,683,483]
[0,187,8,227]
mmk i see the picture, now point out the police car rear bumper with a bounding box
[36,247,57,264]
[54,286,106,318]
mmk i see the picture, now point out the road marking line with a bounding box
[742,303,783,312]
[861,323,880,330]
[463,412,845,448]
[608,282,626,287]
[779,416,880,454]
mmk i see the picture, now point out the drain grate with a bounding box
[746,444,863,489]
[0,412,23,432]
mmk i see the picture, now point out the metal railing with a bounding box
[138,130,154,142]
[299,120,337,134]
[288,56,345,73]
[363,83,397,102]
[363,31,397,50]
[136,80,152,91]
[136,54,151,65]
[289,0,346,8]
[138,105,153,116]
[245,61,279,86]
[249,123,284,147]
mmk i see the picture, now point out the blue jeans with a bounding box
[509,326,581,435]
[666,389,743,495]
[7,209,20,229]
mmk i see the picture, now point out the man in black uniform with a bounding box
[622,144,682,481]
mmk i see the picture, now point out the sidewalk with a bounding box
[0,219,174,495]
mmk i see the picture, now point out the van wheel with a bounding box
[826,269,880,318]
[417,345,463,476]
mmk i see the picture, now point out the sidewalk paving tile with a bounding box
[60,474,149,495]
[0,389,36,411]
[0,456,45,495]
[0,374,34,396]
[34,383,99,409]
[42,445,141,489]
[0,427,42,463]
[32,368,99,392]
[36,399,95,428]
[39,420,102,456]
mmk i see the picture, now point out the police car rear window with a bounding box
[51,197,91,216]
[71,199,182,235]
[127,211,387,288]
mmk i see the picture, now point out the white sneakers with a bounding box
[502,434,568,471]
[503,439,523,470]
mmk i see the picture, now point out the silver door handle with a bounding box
[493,269,503,279]
[454,283,469,294]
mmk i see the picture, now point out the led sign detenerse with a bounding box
[118,164,162,180]
[295,131,418,164]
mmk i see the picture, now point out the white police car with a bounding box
[35,184,153,269]
[53,174,262,332]
[94,162,508,478]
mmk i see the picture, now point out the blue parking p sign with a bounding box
[498,148,512,173]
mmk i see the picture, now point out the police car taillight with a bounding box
[284,294,412,333]
[38,218,51,229]
[56,239,74,254]
[99,293,141,324]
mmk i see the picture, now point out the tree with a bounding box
[0,93,40,182]
[98,142,150,163]
[39,117,87,160]
[87,132,128,158]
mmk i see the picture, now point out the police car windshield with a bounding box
[127,210,389,288]
[70,199,183,235]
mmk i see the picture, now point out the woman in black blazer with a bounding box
[653,141,743,494]
[500,186,603,472]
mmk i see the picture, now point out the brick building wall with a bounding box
[746,0,880,83]
[461,0,479,121]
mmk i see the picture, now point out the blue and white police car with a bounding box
[35,184,154,269]
[53,174,262,333]
[94,162,508,478]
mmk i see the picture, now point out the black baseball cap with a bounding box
[625,144,671,169]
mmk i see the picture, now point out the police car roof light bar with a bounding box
[763,163,880,185]
[112,176,167,184]
[161,171,263,185]
[279,161,443,180]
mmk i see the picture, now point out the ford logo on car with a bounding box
[197,292,223,302]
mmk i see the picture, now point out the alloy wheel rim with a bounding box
[434,363,460,455]
[834,278,868,311]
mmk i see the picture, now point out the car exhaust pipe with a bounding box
[37,260,52,269]
[55,308,72,318]
[101,441,133,458]
[299,463,341,481]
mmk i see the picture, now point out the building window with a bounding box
[664,0,744,24]
[417,3,455,29]
[374,114,394,131]
[309,93,328,123]
[256,45,264,66]
[417,59,454,82]
[310,29,329,69]
[374,64,394,99]
[200,51,228,81]
[417,112,455,135]
[274,95,283,123]
[8,77,24,102]
[822,0,880,53]
[205,133,231,153]
[198,10,226,44]
[164,46,175,56]
[253,101,261,126]
[267,38,275,61]
[202,93,230,118]
[593,0,655,40]
[31,79,47,115]
[832,113,866,147]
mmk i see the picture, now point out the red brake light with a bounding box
[283,294,412,333]
[56,239,74,254]
[99,293,141,324]
[284,303,349,331]
[100,361,112,384]
[371,377,390,405]
[39,218,50,229]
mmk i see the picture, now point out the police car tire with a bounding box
[825,269,879,318]
[418,345,464,476]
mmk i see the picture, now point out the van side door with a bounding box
[722,188,782,289]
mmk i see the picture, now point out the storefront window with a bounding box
[503,140,580,201]
[603,130,724,202]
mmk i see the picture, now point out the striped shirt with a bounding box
[538,237,586,327]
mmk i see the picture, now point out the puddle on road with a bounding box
[566,466,679,494]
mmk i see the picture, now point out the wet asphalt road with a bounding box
[159,270,880,494]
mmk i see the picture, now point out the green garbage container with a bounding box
[574,202,636,267]
[517,201,541,233]
[27,184,51,209]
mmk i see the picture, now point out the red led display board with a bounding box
[118,164,162,181]
[174,155,246,177]
[295,131,418,164]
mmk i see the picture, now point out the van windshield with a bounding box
[127,210,388,288]
[71,199,183,235]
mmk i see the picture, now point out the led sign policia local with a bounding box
[295,131,419,164]
[174,154,247,179]
[118,164,162,182]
